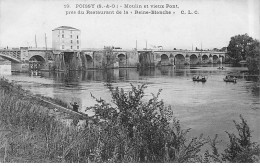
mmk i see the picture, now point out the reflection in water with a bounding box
[4,65,260,149]
[51,69,140,83]
[139,68,155,76]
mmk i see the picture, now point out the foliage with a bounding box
[246,40,260,73]
[205,115,260,163]
[0,78,96,162]
[227,34,254,64]
[85,83,207,162]
[222,115,260,162]
[227,34,260,73]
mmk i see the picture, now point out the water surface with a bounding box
[3,64,260,148]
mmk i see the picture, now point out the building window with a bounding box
[62,30,64,33]
[77,46,79,49]
[71,46,73,49]
[62,34,64,38]
[77,35,78,39]
[62,45,64,49]
[71,40,73,43]
[77,40,79,44]
[70,30,72,34]
[70,35,72,38]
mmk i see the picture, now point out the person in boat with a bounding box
[226,75,231,79]
[71,102,79,112]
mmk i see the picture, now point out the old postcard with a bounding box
[0,0,259,163]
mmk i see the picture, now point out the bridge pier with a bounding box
[185,56,190,65]
[209,56,213,63]
[139,51,155,67]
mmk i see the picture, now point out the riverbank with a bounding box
[0,77,259,163]
[0,77,96,162]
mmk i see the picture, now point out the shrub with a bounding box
[85,83,207,162]
[222,115,260,162]
[205,115,260,163]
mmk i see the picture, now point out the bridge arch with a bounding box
[85,54,93,68]
[202,54,209,63]
[190,54,198,64]
[175,54,185,65]
[202,54,208,60]
[29,55,45,71]
[29,55,45,62]
[118,53,126,67]
[161,54,169,66]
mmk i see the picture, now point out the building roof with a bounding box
[52,26,80,31]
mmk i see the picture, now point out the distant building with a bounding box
[52,26,81,50]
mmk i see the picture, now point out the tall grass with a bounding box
[0,78,97,162]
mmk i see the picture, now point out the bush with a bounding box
[205,115,260,163]
[85,84,207,162]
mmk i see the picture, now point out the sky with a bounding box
[0,0,259,50]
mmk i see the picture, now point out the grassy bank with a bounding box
[0,77,259,163]
[0,78,96,162]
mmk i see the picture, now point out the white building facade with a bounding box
[52,26,81,50]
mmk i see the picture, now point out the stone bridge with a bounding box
[138,50,226,66]
[79,49,138,69]
[1,47,138,71]
[0,47,226,72]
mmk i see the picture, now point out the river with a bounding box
[2,64,260,149]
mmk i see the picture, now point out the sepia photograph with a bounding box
[0,0,259,163]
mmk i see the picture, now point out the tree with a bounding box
[227,34,254,64]
[246,39,260,73]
